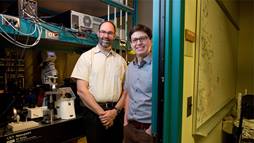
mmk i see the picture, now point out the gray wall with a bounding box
[137,0,153,29]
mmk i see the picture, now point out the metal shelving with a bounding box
[0,58,25,89]
[100,0,134,13]
[0,14,98,48]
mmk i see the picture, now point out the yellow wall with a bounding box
[182,0,240,143]
[181,0,196,142]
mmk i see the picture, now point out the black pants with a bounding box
[80,106,124,143]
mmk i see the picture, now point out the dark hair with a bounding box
[128,24,152,40]
[98,21,116,33]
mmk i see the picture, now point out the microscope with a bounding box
[40,51,58,124]
[40,51,76,123]
[43,76,58,124]
[40,51,57,85]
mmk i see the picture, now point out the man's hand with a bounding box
[145,125,152,136]
[123,118,128,126]
[99,109,118,128]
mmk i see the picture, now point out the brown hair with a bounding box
[128,24,152,40]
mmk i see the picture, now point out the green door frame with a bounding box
[152,0,185,143]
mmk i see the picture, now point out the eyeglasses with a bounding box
[99,30,115,37]
[131,36,149,44]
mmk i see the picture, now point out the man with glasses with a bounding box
[123,24,153,143]
[71,21,127,143]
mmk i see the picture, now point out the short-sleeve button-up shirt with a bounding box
[71,45,127,102]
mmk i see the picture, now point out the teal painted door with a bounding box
[152,0,185,143]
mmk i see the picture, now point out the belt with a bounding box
[128,120,150,130]
[98,102,117,110]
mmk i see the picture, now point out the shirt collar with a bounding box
[133,53,152,68]
[94,45,116,56]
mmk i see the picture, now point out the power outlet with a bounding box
[187,96,192,117]
[2,14,20,29]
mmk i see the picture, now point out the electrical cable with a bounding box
[1,14,37,36]
[0,29,41,48]
[0,24,42,48]
[0,3,43,48]
[0,14,42,48]
[0,5,98,49]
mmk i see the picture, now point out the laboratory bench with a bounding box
[0,115,86,143]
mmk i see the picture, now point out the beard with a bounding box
[98,38,113,48]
